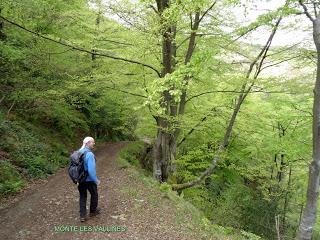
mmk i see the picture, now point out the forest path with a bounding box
[0,142,200,240]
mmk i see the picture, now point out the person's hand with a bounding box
[96,180,101,186]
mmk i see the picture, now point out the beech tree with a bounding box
[104,0,230,182]
[150,0,218,182]
[171,2,292,190]
[295,1,320,239]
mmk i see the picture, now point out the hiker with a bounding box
[78,136,101,222]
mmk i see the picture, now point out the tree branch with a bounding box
[173,13,285,191]
[313,2,318,18]
[189,13,193,30]
[184,12,200,64]
[260,55,301,72]
[266,43,300,58]
[227,24,260,47]
[7,101,15,115]
[0,96,5,105]
[0,15,161,77]
[299,0,315,22]
[104,85,147,98]
[96,38,134,46]
[198,1,217,24]
[177,36,191,50]
[177,107,217,147]
[172,140,227,191]
[186,90,298,103]
[253,17,282,79]
[149,4,159,15]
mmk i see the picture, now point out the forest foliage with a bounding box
[0,0,319,239]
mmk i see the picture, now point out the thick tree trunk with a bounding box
[153,0,176,182]
[152,3,213,182]
[153,0,197,182]
[296,17,320,240]
[153,37,175,181]
[153,128,176,182]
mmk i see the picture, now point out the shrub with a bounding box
[118,141,146,167]
[0,161,24,195]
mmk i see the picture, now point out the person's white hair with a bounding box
[80,136,94,150]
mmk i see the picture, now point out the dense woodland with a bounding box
[1,0,320,239]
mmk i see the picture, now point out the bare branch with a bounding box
[7,101,15,115]
[0,15,161,77]
[227,24,260,47]
[0,96,5,105]
[148,4,159,15]
[266,43,300,58]
[176,32,219,50]
[186,89,298,103]
[251,17,282,79]
[172,143,224,191]
[104,85,147,98]
[299,0,315,22]
[176,36,191,49]
[177,107,217,147]
[313,2,318,18]
[198,1,217,24]
[291,103,313,117]
[96,38,134,46]
[260,55,301,72]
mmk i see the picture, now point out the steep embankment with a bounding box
[0,142,254,240]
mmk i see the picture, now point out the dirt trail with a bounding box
[0,142,201,240]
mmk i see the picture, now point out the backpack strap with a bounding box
[81,150,90,168]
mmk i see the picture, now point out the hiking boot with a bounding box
[89,208,101,217]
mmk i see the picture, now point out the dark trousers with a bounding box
[78,181,98,218]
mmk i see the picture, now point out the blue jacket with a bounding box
[79,146,98,183]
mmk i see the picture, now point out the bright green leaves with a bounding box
[235,2,298,38]
[144,63,195,116]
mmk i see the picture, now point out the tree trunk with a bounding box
[153,1,199,182]
[152,3,214,182]
[296,17,320,240]
[0,8,5,41]
[153,128,176,182]
[153,0,176,182]
[281,166,292,239]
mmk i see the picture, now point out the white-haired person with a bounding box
[78,136,100,222]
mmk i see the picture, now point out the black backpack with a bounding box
[68,150,88,184]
